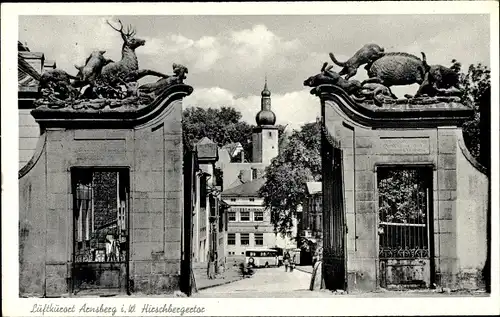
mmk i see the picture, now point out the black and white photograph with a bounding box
[2,1,499,316]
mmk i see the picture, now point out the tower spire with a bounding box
[256,76,275,126]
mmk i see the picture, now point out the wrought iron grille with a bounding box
[72,169,129,291]
[377,167,431,259]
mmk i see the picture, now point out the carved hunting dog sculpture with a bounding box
[414,59,462,97]
[138,63,189,96]
[74,50,113,84]
[329,43,385,80]
[351,82,397,106]
[304,62,362,94]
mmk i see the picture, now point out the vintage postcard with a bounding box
[2,1,499,316]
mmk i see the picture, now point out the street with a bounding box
[192,266,488,298]
[193,266,336,298]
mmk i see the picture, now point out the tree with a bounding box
[459,62,491,166]
[259,121,322,236]
[183,106,287,160]
[182,107,254,158]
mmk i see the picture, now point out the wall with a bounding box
[455,132,488,289]
[252,127,279,165]
[19,134,47,296]
[218,162,267,190]
[19,93,186,297]
[19,109,40,169]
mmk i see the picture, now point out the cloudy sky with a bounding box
[19,14,490,130]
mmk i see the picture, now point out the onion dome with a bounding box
[256,77,276,126]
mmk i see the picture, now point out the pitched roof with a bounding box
[306,182,322,195]
[221,177,266,197]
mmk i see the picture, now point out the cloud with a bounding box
[183,86,319,130]
[140,23,301,75]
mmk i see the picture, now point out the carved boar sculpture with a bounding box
[362,52,430,87]
[303,62,362,95]
[329,43,385,80]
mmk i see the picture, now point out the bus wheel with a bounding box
[265,262,269,268]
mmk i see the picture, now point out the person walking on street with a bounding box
[283,251,291,272]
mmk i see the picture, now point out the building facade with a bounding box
[220,80,297,263]
[18,42,56,170]
[301,181,323,241]
[192,137,227,272]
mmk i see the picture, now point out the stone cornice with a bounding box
[31,84,193,129]
[311,84,474,129]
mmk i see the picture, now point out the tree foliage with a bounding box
[378,169,427,223]
[182,106,287,160]
[259,121,322,236]
[182,107,254,158]
[459,63,491,164]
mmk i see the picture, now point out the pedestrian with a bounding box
[283,251,291,272]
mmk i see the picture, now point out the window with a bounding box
[240,211,250,221]
[228,212,236,221]
[230,198,236,202]
[254,233,264,246]
[249,198,255,202]
[200,175,207,208]
[228,233,236,245]
[268,131,272,138]
[240,233,250,245]
[252,168,258,180]
[254,211,264,221]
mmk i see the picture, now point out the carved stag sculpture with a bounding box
[100,19,168,86]
[329,43,385,80]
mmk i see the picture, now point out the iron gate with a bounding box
[377,166,434,289]
[181,150,197,295]
[71,169,129,294]
[322,136,347,291]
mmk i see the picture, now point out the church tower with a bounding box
[252,78,279,165]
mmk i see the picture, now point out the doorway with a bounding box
[377,165,434,289]
[71,168,129,295]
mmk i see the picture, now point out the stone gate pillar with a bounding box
[312,84,488,292]
[19,84,193,297]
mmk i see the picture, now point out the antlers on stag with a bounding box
[106,19,140,46]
